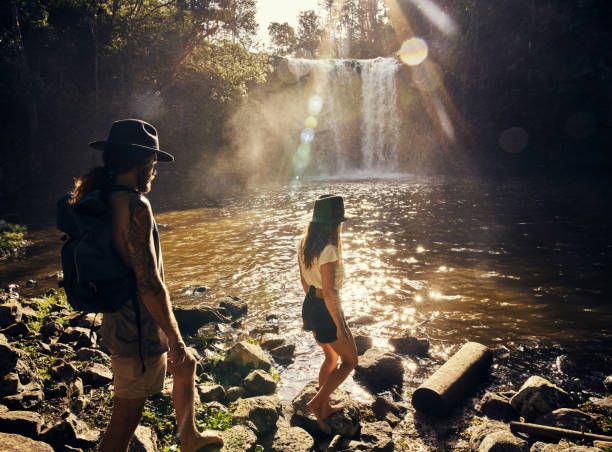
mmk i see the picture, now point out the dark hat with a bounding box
[89,119,174,162]
[311,194,348,224]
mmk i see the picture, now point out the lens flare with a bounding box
[308,95,324,115]
[300,128,315,143]
[293,143,311,172]
[416,246,425,253]
[398,38,428,66]
[304,116,318,129]
[499,127,529,153]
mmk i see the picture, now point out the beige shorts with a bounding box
[111,353,167,399]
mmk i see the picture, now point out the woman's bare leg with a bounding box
[307,328,358,430]
[316,335,338,388]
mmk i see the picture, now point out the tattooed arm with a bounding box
[126,195,184,351]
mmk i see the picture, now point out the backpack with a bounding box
[56,186,138,312]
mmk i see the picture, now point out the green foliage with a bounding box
[0,223,29,261]
[142,393,177,447]
[196,403,233,431]
[269,367,280,383]
[360,407,377,423]
[27,290,69,332]
[246,336,258,345]
[268,22,297,55]
[254,446,264,452]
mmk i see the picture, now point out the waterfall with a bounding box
[360,58,401,171]
[284,57,401,174]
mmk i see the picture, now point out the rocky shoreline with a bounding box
[0,283,611,452]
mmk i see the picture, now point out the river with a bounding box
[2,175,611,401]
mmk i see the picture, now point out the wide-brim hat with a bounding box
[89,119,174,162]
[311,194,348,224]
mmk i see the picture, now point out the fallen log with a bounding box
[412,341,492,416]
[510,421,612,443]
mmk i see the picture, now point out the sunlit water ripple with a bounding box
[3,176,611,401]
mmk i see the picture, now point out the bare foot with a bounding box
[306,399,332,434]
[181,430,224,452]
[322,403,344,419]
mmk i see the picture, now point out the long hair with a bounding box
[70,147,154,204]
[300,222,341,269]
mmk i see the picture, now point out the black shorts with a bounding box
[302,286,341,344]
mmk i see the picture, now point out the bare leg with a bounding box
[307,329,358,430]
[168,354,223,452]
[316,335,338,388]
[98,396,146,452]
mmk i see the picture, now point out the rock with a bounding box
[197,323,220,341]
[371,396,405,418]
[0,373,20,397]
[0,340,41,387]
[173,307,231,335]
[270,343,295,362]
[470,420,510,451]
[50,361,78,383]
[59,327,95,348]
[80,363,113,387]
[0,321,31,338]
[197,384,226,403]
[388,336,429,356]
[231,395,281,436]
[260,334,285,350]
[0,432,53,451]
[249,325,279,336]
[128,425,158,452]
[26,280,37,287]
[225,386,246,402]
[269,426,314,452]
[224,341,272,371]
[75,347,110,362]
[40,321,64,338]
[604,375,612,392]
[478,392,520,422]
[76,313,102,329]
[588,395,612,416]
[354,349,404,391]
[0,410,44,438]
[266,314,278,321]
[70,396,88,414]
[69,378,84,399]
[535,408,600,433]
[510,376,574,421]
[19,307,38,323]
[0,302,22,328]
[44,382,68,399]
[2,382,44,410]
[218,425,257,452]
[479,430,528,452]
[384,411,401,427]
[219,297,248,319]
[359,421,394,452]
[243,370,277,396]
[354,335,373,355]
[594,441,612,450]
[291,380,360,437]
[49,342,74,355]
[40,412,100,450]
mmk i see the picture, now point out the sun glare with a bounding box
[398,37,429,66]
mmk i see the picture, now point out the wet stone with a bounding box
[269,343,295,362]
[478,392,519,422]
[219,297,248,319]
[354,335,373,355]
[260,334,285,350]
[388,335,429,356]
[510,376,574,421]
[354,349,404,392]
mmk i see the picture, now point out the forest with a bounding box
[1,0,611,214]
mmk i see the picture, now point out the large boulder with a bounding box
[479,430,528,452]
[359,421,394,451]
[173,307,231,336]
[354,349,404,391]
[260,334,285,350]
[2,382,44,410]
[0,432,53,452]
[0,302,22,328]
[40,412,100,450]
[243,370,277,396]
[269,426,314,452]
[218,425,258,452]
[269,344,295,362]
[128,425,158,452]
[197,384,226,403]
[535,408,600,433]
[478,392,519,422]
[354,335,373,355]
[388,335,429,357]
[80,363,113,388]
[510,376,574,421]
[224,342,272,372]
[0,338,41,387]
[219,297,248,319]
[291,380,360,437]
[0,410,44,438]
[231,395,282,436]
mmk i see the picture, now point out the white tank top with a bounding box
[298,243,344,291]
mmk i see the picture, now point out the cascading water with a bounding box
[360,58,401,171]
[285,57,402,175]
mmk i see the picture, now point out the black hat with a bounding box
[89,119,174,162]
[311,194,348,224]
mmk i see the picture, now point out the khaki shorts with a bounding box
[111,353,167,399]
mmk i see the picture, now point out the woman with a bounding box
[298,194,358,433]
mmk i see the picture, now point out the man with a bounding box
[73,119,222,451]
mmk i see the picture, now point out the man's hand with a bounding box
[168,339,188,367]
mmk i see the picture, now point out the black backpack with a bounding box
[57,186,138,312]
